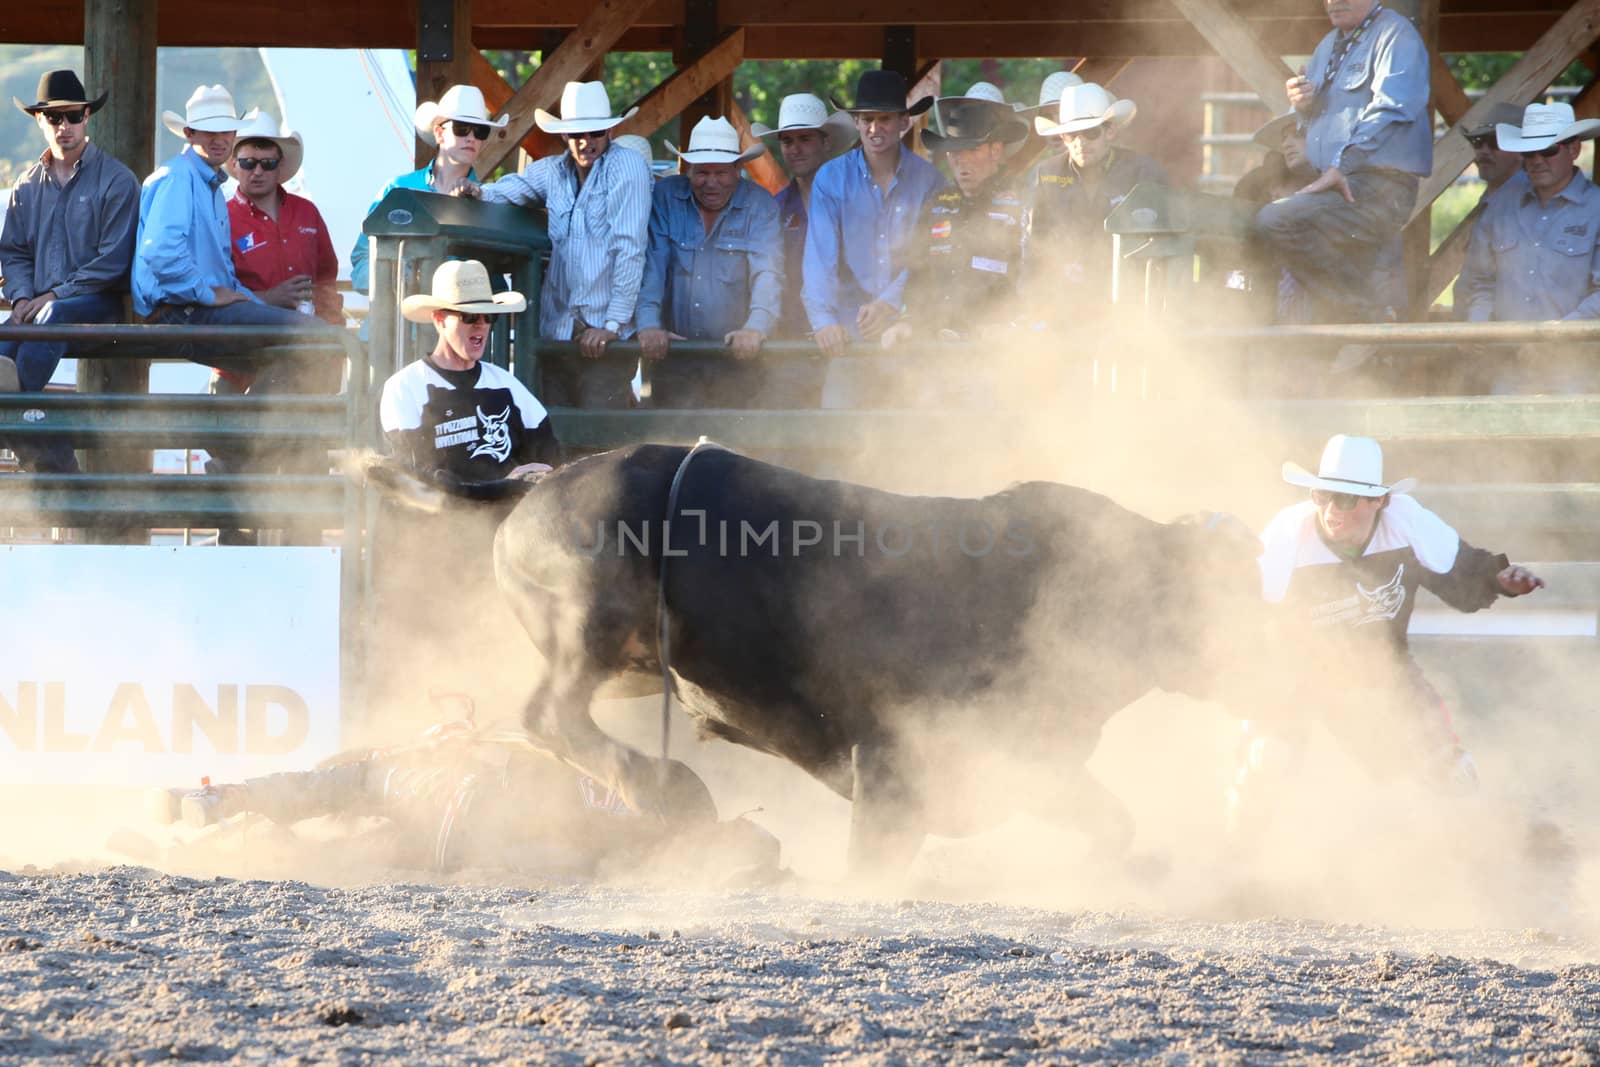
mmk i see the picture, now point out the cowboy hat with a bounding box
[666,116,766,166]
[401,260,526,323]
[414,85,509,146]
[749,93,858,147]
[1282,435,1416,498]
[14,69,107,116]
[162,84,245,138]
[1024,71,1084,116]
[534,81,638,135]
[1495,101,1600,153]
[1033,83,1136,137]
[1251,111,1301,150]
[612,133,656,169]
[830,69,934,117]
[229,109,304,183]
[1461,101,1527,141]
[923,97,1028,152]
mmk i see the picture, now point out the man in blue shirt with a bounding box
[752,94,856,340]
[637,117,791,408]
[1252,0,1431,321]
[802,69,944,356]
[135,85,325,476]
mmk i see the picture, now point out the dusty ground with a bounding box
[4,868,1600,1066]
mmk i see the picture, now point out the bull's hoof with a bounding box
[1120,851,1171,884]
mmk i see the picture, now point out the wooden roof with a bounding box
[0,0,1580,56]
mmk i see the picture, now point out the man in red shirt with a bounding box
[222,109,340,393]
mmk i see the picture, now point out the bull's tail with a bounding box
[338,449,540,513]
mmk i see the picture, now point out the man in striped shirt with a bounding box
[456,82,651,409]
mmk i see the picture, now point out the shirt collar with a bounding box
[181,145,226,188]
[851,144,906,182]
[1521,169,1593,208]
[36,142,93,181]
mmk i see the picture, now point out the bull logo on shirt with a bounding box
[1354,564,1406,625]
[468,404,513,463]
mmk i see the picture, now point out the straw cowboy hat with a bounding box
[162,84,245,137]
[1252,111,1300,150]
[14,69,107,116]
[1495,101,1600,153]
[1283,435,1416,498]
[830,69,934,117]
[749,93,858,146]
[401,261,526,324]
[1025,70,1084,116]
[936,81,1026,113]
[1033,83,1136,137]
[923,97,1027,152]
[229,109,304,183]
[1461,101,1527,141]
[534,81,638,135]
[666,116,766,166]
[414,84,509,146]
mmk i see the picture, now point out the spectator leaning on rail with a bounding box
[801,69,944,357]
[636,117,790,409]
[880,96,1029,349]
[220,110,343,396]
[1025,83,1166,322]
[1227,434,1544,843]
[379,260,557,483]
[1449,102,1529,319]
[0,69,138,473]
[134,85,324,406]
[1252,0,1431,323]
[454,81,652,410]
[348,85,500,301]
[751,93,857,341]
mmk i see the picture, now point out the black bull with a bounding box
[385,444,1277,875]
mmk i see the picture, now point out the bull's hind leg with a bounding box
[846,742,926,883]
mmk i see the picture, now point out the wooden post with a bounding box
[617,29,747,138]
[1402,0,1439,322]
[82,0,155,494]
[415,0,474,167]
[883,25,917,84]
[675,0,731,147]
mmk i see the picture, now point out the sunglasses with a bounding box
[450,120,492,141]
[1526,142,1566,159]
[450,312,491,325]
[1311,489,1369,511]
[43,109,86,126]
[1465,133,1495,150]
[1068,125,1104,142]
[234,157,281,172]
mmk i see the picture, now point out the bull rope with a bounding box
[657,437,729,777]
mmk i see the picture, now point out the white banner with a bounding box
[0,546,341,787]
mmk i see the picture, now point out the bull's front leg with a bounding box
[846,741,926,883]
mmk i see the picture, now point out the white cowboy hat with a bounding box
[1252,111,1300,150]
[1026,71,1085,115]
[1282,435,1416,498]
[666,116,766,166]
[162,84,245,138]
[414,85,509,146]
[1033,83,1136,137]
[534,81,638,135]
[934,81,1028,115]
[401,261,526,324]
[749,93,858,146]
[229,109,304,183]
[1495,102,1600,153]
[612,133,655,168]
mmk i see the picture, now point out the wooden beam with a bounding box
[470,50,565,166]
[676,0,730,147]
[1429,50,1472,125]
[1422,206,1478,310]
[727,100,786,194]
[1402,0,1440,323]
[1169,0,1293,112]
[1410,0,1600,223]
[1574,74,1600,121]
[1072,56,1134,87]
[617,27,747,139]
[474,0,656,175]
[415,0,474,166]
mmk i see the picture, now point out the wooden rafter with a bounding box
[1423,207,1479,309]
[474,0,656,175]
[1072,56,1134,87]
[727,100,788,194]
[1429,51,1472,125]
[1411,0,1600,223]
[1168,0,1293,112]
[470,50,565,166]
[617,27,747,138]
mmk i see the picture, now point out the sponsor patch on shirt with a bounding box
[234,232,264,254]
[930,220,952,238]
[1040,175,1075,187]
[987,211,1018,226]
[971,256,1008,274]
[1565,223,1590,237]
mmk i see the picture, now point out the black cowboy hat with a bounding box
[830,69,933,117]
[922,98,1027,152]
[14,70,108,116]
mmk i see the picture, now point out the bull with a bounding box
[368,443,1276,877]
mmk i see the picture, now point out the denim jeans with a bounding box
[0,291,125,472]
